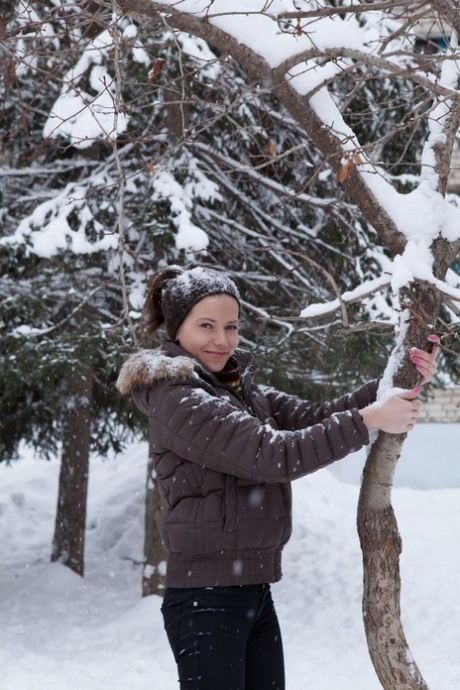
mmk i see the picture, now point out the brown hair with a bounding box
[143,265,182,336]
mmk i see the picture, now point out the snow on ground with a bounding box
[1,425,460,690]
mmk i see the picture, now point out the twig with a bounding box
[11,285,104,338]
[209,244,350,328]
[277,0,430,21]
[110,2,138,346]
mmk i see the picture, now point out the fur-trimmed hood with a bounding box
[116,342,255,396]
[116,348,196,396]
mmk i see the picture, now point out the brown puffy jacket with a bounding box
[117,342,377,588]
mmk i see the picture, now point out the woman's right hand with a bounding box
[361,387,422,434]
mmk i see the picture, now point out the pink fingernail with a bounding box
[427,334,439,342]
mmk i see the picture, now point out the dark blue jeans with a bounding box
[161,584,285,690]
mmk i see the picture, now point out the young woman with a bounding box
[117,264,438,690]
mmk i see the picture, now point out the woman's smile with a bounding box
[175,294,240,372]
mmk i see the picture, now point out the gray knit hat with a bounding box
[144,264,241,339]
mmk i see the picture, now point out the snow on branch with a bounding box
[0,181,117,257]
[42,23,139,149]
[300,240,460,324]
[11,285,104,338]
[139,1,460,253]
[300,274,392,321]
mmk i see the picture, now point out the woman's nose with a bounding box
[212,328,228,345]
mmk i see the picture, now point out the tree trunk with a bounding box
[357,282,442,689]
[142,451,168,597]
[358,432,428,690]
[51,365,93,576]
[163,55,190,148]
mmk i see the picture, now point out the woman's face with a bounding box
[176,294,240,372]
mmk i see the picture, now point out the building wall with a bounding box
[448,148,460,193]
[419,388,460,423]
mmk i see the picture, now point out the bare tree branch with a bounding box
[110,1,139,346]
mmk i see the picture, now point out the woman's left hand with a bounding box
[409,334,440,385]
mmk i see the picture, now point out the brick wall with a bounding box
[419,388,460,423]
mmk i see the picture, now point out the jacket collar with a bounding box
[116,341,256,396]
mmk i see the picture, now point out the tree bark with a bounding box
[142,451,168,597]
[51,365,93,576]
[357,281,442,689]
[358,433,429,690]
